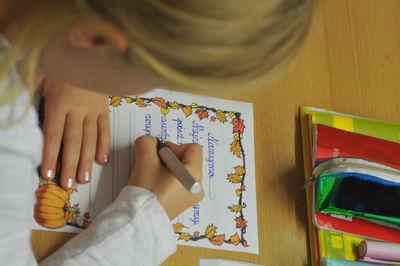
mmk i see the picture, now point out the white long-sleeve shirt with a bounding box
[0,34,176,266]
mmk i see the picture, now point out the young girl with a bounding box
[0,0,314,265]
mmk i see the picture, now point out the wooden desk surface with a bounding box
[32,1,400,265]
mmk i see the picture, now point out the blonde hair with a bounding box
[0,0,314,105]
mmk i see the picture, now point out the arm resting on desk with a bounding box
[41,186,177,266]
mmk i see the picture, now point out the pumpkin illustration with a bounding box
[34,183,78,229]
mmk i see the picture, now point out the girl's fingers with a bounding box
[60,114,83,190]
[131,138,204,220]
[133,136,160,171]
[164,142,195,159]
[180,143,203,167]
[130,136,163,189]
[77,116,97,184]
[41,109,66,180]
[40,83,109,189]
[165,142,203,177]
[96,112,110,165]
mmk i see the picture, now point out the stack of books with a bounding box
[300,107,400,265]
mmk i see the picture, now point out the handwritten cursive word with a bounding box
[189,121,205,143]
[205,132,219,180]
[189,203,200,225]
[143,114,152,136]
[172,118,184,145]
[157,116,169,142]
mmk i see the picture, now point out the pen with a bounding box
[156,138,203,194]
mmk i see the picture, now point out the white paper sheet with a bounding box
[32,89,258,254]
[199,258,264,266]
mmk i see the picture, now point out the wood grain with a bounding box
[32,1,400,265]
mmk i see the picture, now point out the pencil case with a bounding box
[308,157,400,226]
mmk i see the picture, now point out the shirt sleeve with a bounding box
[0,152,39,266]
[0,101,43,266]
[40,186,177,266]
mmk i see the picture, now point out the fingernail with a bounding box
[102,154,108,163]
[83,171,90,182]
[66,178,74,189]
[46,170,55,179]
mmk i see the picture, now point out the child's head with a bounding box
[0,0,314,103]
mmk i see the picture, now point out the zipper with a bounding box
[303,158,400,188]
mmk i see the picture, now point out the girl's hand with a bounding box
[40,78,110,190]
[129,136,204,220]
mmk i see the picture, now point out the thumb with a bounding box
[165,142,203,180]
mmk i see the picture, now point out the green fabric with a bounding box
[315,172,400,225]
[316,174,340,211]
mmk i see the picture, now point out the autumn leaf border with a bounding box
[110,95,249,248]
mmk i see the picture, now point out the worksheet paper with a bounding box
[199,258,264,266]
[32,89,259,254]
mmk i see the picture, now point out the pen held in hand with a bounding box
[156,139,203,194]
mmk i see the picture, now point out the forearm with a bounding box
[40,186,177,266]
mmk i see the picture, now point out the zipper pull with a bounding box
[303,176,315,189]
